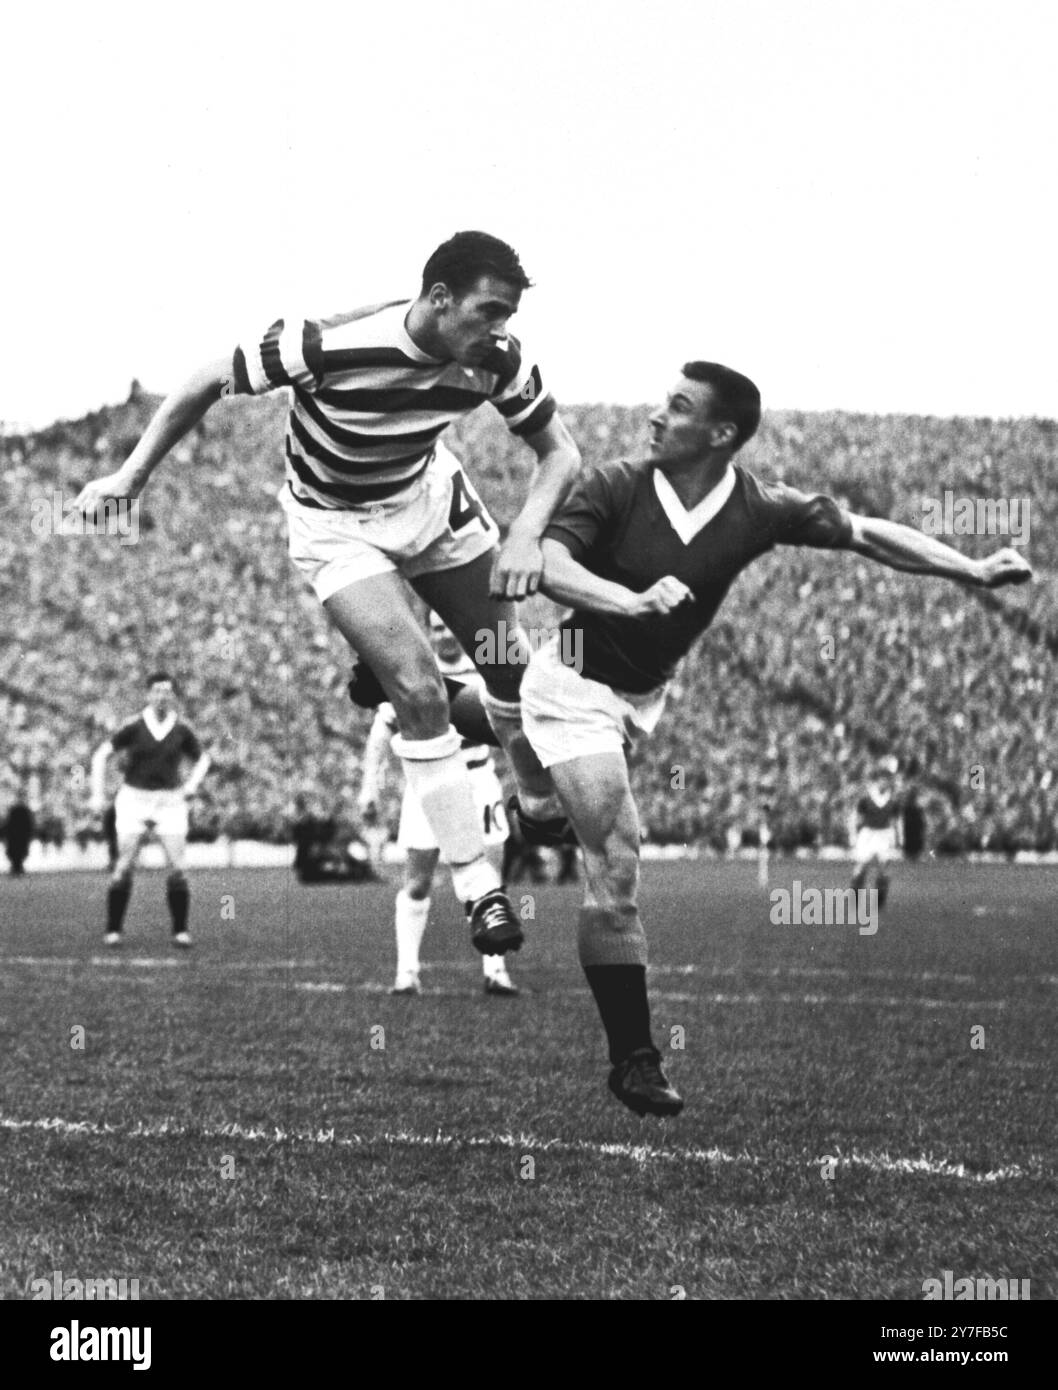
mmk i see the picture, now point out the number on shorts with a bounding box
[448,468,487,533]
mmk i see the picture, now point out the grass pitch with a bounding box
[1,858,1054,1300]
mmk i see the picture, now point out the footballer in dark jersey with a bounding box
[520,361,1031,1117]
[90,672,211,948]
[852,760,903,909]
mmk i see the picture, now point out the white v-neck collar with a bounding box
[142,707,177,741]
[652,466,736,544]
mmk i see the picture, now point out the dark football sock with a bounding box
[876,874,890,911]
[166,873,190,933]
[106,878,132,934]
[583,964,655,1065]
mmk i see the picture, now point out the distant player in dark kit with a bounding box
[2,793,35,876]
[520,361,1032,1117]
[852,760,902,909]
[90,673,211,947]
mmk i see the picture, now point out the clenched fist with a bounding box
[73,471,140,521]
[625,575,694,617]
[975,548,1033,589]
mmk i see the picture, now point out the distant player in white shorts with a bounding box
[359,614,517,996]
[74,231,581,960]
[851,760,902,910]
[90,672,211,948]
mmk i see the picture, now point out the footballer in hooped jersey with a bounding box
[74,232,581,961]
[90,673,211,947]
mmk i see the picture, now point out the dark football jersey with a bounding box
[857,793,899,829]
[543,460,853,692]
[111,716,202,791]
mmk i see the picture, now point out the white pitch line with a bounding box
[5,956,1055,990]
[1,956,324,970]
[9,957,1054,991]
[651,965,980,986]
[646,992,1010,1010]
[307,982,1012,1010]
[0,1114,1043,1184]
[0,960,1024,1009]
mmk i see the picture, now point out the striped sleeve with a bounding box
[488,334,557,438]
[232,316,324,396]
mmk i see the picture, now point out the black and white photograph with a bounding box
[1,0,1054,1347]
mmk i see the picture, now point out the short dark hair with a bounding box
[421,231,532,298]
[147,670,175,690]
[681,362,761,450]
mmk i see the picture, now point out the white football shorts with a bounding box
[280,441,499,602]
[521,635,668,768]
[853,826,897,865]
[397,760,507,854]
[114,785,189,840]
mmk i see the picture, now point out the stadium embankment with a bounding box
[3,394,1055,853]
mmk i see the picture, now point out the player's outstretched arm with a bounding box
[539,539,693,616]
[74,355,234,515]
[491,415,582,601]
[844,515,1032,589]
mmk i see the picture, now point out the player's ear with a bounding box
[428,282,452,310]
[710,420,737,449]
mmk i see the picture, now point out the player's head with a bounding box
[868,756,896,795]
[146,671,176,714]
[418,231,532,366]
[427,610,463,666]
[649,362,761,466]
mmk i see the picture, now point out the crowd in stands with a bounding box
[1,389,1054,853]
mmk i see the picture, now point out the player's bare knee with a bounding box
[602,823,639,889]
[387,669,450,737]
[581,838,638,910]
[605,854,639,909]
[111,852,136,881]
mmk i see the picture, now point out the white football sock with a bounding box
[394,890,430,977]
[450,857,502,905]
[482,953,510,981]
[393,727,500,903]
